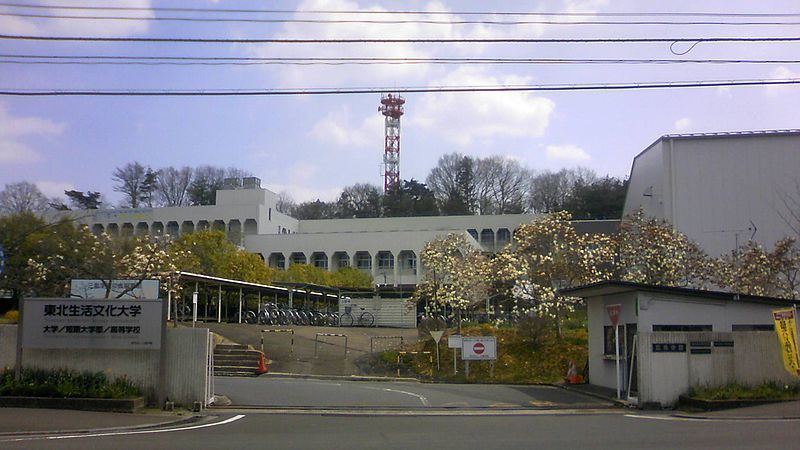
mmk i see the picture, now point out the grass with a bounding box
[0,368,141,399]
[687,382,800,401]
[368,317,588,384]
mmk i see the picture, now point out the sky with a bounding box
[0,0,799,205]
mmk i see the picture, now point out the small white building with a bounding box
[562,281,798,407]
[624,129,800,256]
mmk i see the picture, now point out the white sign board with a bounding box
[448,334,462,349]
[462,336,497,361]
[70,279,160,300]
[22,298,162,349]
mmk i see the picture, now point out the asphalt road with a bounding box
[214,376,609,408]
[4,412,798,450]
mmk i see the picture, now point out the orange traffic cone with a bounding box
[566,360,582,384]
[257,351,269,375]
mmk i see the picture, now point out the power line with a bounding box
[2,54,799,66]
[1,78,797,96]
[3,12,800,26]
[2,34,799,44]
[0,2,798,18]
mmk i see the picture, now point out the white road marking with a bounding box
[361,386,430,407]
[0,414,246,443]
[624,414,800,423]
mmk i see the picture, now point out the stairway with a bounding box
[213,344,267,377]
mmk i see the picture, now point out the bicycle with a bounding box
[340,307,375,327]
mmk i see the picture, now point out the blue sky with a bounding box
[0,0,798,205]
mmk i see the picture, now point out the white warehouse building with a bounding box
[623,129,800,256]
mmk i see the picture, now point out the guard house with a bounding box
[561,281,798,407]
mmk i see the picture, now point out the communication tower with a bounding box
[379,93,405,192]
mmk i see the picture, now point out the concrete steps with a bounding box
[213,344,266,377]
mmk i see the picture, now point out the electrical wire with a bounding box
[2,54,799,66]
[2,34,799,44]
[3,12,800,26]
[1,78,797,96]
[0,2,798,18]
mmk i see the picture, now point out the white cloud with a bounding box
[408,67,555,146]
[36,181,75,198]
[0,104,65,164]
[545,144,590,162]
[716,86,733,99]
[0,0,153,37]
[310,108,383,147]
[674,118,692,131]
[264,183,341,203]
[767,66,800,97]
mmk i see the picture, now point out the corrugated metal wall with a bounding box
[1,325,209,407]
[637,331,794,407]
[340,296,416,328]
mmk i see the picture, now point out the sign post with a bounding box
[448,334,462,375]
[461,336,497,379]
[192,290,198,328]
[607,304,622,398]
[430,330,444,371]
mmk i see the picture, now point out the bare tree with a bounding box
[0,181,49,214]
[275,191,296,214]
[527,167,597,214]
[777,178,800,238]
[156,166,193,207]
[475,156,529,214]
[112,161,156,208]
[426,153,476,215]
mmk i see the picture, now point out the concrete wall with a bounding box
[624,139,666,221]
[0,325,209,407]
[637,293,777,332]
[587,293,638,392]
[637,331,795,407]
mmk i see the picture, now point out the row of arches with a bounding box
[267,250,418,276]
[467,227,512,252]
[90,218,258,243]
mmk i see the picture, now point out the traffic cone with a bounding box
[566,360,582,384]
[257,351,269,375]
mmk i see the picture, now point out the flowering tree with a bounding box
[615,210,714,288]
[492,211,616,335]
[716,237,800,299]
[413,232,490,321]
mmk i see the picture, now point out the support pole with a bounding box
[193,282,198,328]
[238,288,243,324]
[217,285,222,323]
[615,324,621,399]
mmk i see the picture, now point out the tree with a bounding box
[328,266,373,289]
[474,156,528,214]
[615,210,714,287]
[336,183,382,218]
[64,190,102,209]
[0,182,49,214]
[492,211,616,335]
[413,232,491,322]
[290,200,338,220]
[187,166,225,206]
[563,176,628,219]
[426,153,476,215]
[382,179,438,217]
[715,237,800,299]
[275,191,295,214]
[156,166,193,207]
[112,162,155,208]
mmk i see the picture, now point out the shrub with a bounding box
[0,369,140,399]
[3,310,19,323]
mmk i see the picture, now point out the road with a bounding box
[3,411,797,449]
[214,376,609,408]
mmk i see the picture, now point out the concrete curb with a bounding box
[0,414,203,437]
[554,384,627,408]
[264,372,420,383]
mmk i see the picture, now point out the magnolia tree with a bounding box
[413,232,490,321]
[716,237,800,299]
[615,210,714,288]
[492,211,616,335]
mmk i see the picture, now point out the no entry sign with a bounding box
[462,336,496,360]
[607,304,622,327]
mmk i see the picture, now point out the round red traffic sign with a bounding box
[473,342,485,355]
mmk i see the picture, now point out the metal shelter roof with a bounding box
[177,271,339,299]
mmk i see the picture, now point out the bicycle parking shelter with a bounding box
[173,272,340,324]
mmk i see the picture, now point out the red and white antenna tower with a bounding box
[379,93,405,192]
